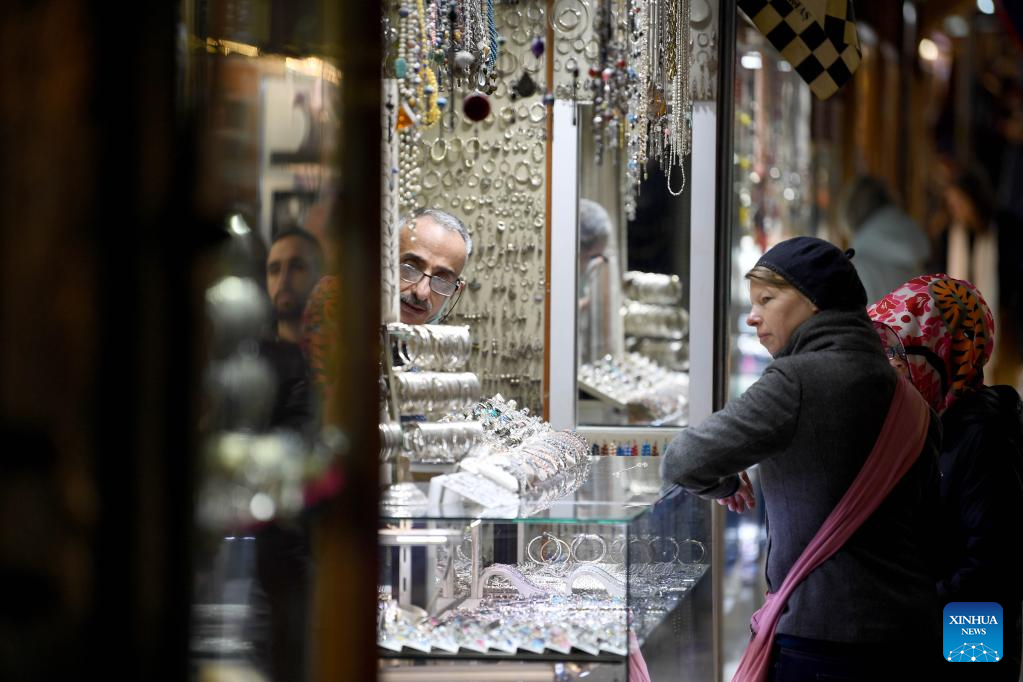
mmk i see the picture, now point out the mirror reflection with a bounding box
[576,105,691,428]
[184,3,343,679]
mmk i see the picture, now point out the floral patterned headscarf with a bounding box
[867,274,994,414]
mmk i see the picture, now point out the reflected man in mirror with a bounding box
[577,199,612,365]
[259,227,323,434]
[397,207,471,325]
[267,227,324,343]
[241,227,325,682]
[577,198,611,309]
[578,198,610,296]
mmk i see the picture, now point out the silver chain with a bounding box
[666,0,692,196]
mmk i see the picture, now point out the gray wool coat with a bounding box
[662,308,941,643]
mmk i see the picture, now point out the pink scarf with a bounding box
[731,376,930,682]
[628,628,651,682]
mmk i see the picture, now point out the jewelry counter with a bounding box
[377,456,714,680]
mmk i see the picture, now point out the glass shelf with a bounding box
[381,456,673,523]
[379,650,628,664]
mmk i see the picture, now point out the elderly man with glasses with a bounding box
[397,207,472,325]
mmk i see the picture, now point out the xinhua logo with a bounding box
[943,602,1003,663]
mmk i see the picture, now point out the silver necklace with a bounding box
[665,0,692,197]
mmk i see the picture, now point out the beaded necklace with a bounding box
[415,0,441,126]
[395,3,421,209]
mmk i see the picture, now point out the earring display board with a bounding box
[387,0,551,414]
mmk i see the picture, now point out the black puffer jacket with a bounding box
[937,384,1023,602]
[937,384,1023,677]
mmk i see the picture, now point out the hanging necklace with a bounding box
[395,2,423,210]
[624,0,651,219]
[414,0,441,126]
[665,0,692,196]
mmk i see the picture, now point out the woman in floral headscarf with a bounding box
[869,274,1023,679]
[868,274,996,411]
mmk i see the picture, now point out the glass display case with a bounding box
[378,312,712,678]
[378,456,713,680]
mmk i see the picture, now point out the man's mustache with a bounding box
[400,292,432,313]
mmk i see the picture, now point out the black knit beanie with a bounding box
[754,236,867,311]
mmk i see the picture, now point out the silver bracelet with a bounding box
[570,533,607,564]
[527,531,569,564]
[680,538,706,564]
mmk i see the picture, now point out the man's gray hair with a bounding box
[402,207,473,261]
[579,198,612,251]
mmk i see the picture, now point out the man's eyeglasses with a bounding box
[400,262,460,297]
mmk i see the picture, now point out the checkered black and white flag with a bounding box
[738,0,862,100]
